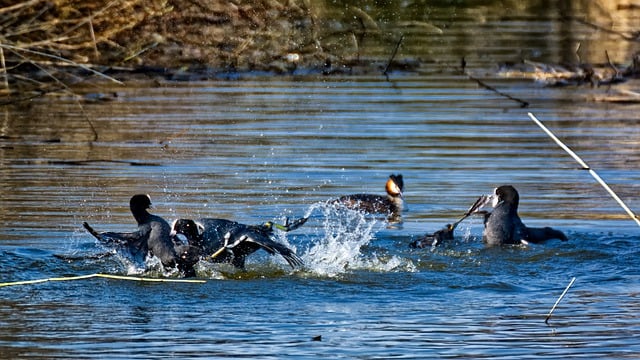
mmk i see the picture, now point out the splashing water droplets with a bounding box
[299,202,386,277]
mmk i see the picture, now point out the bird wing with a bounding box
[82,222,144,245]
[198,219,242,249]
[245,236,303,268]
[224,228,303,268]
[264,216,309,232]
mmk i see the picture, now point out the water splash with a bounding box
[74,200,417,279]
[297,202,413,277]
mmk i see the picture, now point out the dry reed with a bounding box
[0,0,327,98]
[0,0,170,97]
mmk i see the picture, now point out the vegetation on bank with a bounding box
[2,1,640,104]
[0,0,365,98]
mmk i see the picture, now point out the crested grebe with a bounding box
[333,174,404,220]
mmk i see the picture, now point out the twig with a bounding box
[0,0,43,15]
[545,277,576,324]
[459,57,528,106]
[604,50,618,73]
[88,17,99,60]
[56,0,120,40]
[123,42,159,62]
[383,34,404,77]
[528,112,640,227]
[568,16,638,42]
[467,72,529,108]
[0,43,123,84]
[5,47,100,140]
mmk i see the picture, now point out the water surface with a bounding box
[1,3,640,358]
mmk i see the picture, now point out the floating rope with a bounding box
[528,112,640,227]
[0,273,206,287]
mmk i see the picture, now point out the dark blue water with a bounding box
[2,3,640,358]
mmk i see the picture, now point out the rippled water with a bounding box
[2,3,640,359]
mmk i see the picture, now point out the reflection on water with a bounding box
[314,0,640,70]
[2,2,640,358]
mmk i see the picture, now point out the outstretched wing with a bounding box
[226,229,303,268]
[83,222,103,241]
[82,222,144,245]
[247,236,303,268]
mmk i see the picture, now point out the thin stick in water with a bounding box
[383,34,404,78]
[467,72,529,107]
[545,277,576,324]
[527,112,640,227]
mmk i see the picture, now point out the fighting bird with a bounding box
[172,216,307,269]
[83,194,200,276]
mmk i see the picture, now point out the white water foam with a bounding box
[297,202,414,277]
[89,201,417,279]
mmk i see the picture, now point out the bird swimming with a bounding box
[332,174,405,221]
[476,185,568,246]
[410,186,567,249]
[409,224,455,249]
[83,194,199,276]
[172,216,307,269]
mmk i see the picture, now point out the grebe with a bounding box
[333,174,404,220]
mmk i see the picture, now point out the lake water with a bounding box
[1,2,640,359]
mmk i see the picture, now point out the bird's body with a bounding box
[409,224,455,249]
[172,218,304,269]
[482,185,567,246]
[84,194,199,276]
[333,174,405,220]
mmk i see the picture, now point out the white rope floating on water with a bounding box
[527,112,640,227]
[0,273,206,287]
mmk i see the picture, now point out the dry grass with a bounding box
[0,0,407,102]
[0,0,323,99]
[0,0,170,61]
[0,0,172,97]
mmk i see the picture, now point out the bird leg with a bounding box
[208,233,249,260]
[264,216,309,232]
